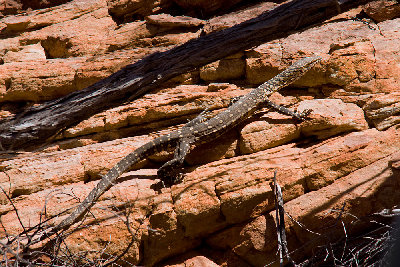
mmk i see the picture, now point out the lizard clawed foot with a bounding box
[297,109,313,120]
[157,168,184,187]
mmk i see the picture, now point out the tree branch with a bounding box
[0,0,364,151]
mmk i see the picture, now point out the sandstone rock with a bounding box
[182,255,220,267]
[106,21,153,51]
[145,13,204,29]
[0,58,86,101]
[172,180,225,238]
[3,43,46,62]
[0,136,153,203]
[61,84,241,140]
[363,92,400,130]
[239,112,301,154]
[173,0,242,17]
[20,4,116,57]
[206,150,400,265]
[186,128,239,165]
[363,0,400,22]
[2,128,400,265]
[1,0,108,34]
[0,0,23,16]
[22,0,71,10]
[107,0,173,23]
[298,99,369,139]
[1,14,30,32]
[200,52,245,82]
[245,42,283,85]
[1,1,400,266]
[202,2,278,34]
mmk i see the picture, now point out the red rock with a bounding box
[1,1,400,266]
[202,2,278,34]
[146,13,204,28]
[363,92,400,130]
[298,99,369,139]
[107,0,173,22]
[173,0,242,17]
[3,43,46,62]
[200,52,245,82]
[363,0,400,22]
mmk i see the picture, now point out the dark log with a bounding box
[0,0,363,151]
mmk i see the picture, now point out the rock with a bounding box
[298,99,369,139]
[206,149,400,265]
[106,21,152,51]
[0,58,86,101]
[182,255,220,267]
[2,14,31,32]
[145,13,204,29]
[107,0,173,23]
[1,0,108,34]
[245,43,283,86]
[202,2,278,34]
[3,43,46,62]
[0,136,153,203]
[172,180,225,238]
[0,0,23,16]
[363,92,400,130]
[1,1,400,266]
[200,52,245,82]
[363,0,400,22]
[239,112,301,154]
[173,0,242,17]
[21,0,71,10]
[20,3,116,57]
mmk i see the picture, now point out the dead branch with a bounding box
[0,0,370,151]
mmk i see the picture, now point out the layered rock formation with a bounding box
[1,0,400,266]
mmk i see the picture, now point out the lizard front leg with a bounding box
[229,94,311,120]
[157,109,212,185]
[262,99,312,120]
[157,137,193,185]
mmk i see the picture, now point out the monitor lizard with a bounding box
[47,56,321,236]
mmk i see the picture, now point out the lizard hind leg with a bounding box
[157,137,193,186]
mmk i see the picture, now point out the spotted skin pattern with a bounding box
[51,56,321,234]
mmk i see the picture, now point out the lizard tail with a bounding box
[49,136,168,235]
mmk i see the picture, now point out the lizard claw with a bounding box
[297,109,313,120]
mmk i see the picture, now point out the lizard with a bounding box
[46,55,321,237]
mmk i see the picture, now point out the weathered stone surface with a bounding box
[363,0,400,22]
[145,13,204,28]
[202,2,278,34]
[0,0,23,16]
[245,42,283,85]
[200,52,245,82]
[205,150,400,266]
[173,0,242,17]
[1,0,107,34]
[0,58,85,101]
[1,1,400,266]
[363,92,400,130]
[20,5,116,57]
[239,112,302,154]
[4,127,399,265]
[298,99,369,139]
[3,43,46,62]
[0,135,152,203]
[107,0,173,23]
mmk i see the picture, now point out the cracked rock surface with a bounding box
[1,0,400,266]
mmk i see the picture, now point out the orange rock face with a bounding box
[1,1,400,266]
